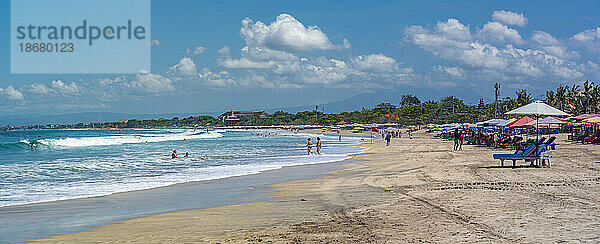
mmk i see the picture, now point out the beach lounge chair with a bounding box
[500,136,522,148]
[543,136,557,150]
[584,133,599,144]
[493,144,538,167]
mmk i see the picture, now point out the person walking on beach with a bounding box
[385,133,391,146]
[453,128,460,151]
[493,132,499,148]
[307,138,313,155]
[171,150,178,159]
[316,137,322,155]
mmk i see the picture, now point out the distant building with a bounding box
[219,110,269,125]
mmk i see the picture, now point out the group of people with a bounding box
[171,150,189,159]
[452,128,466,151]
[382,130,412,146]
[306,137,322,155]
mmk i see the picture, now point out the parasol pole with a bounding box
[536,115,539,141]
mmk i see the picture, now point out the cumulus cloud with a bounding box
[352,54,411,73]
[405,18,585,80]
[478,22,523,44]
[492,10,527,26]
[198,68,236,87]
[186,46,207,56]
[52,80,80,94]
[27,83,52,94]
[217,46,279,69]
[240,14,336,52]
[434,65,465,78]
[0,85,24,100]
[531,31,578,58]
[168,57,198,76]
[132,70,175,93]
[572,27,600,52]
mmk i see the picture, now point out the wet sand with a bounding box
[35,131,600,243]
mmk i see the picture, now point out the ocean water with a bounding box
[0,129,366,207]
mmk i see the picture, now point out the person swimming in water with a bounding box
[184,152,189,158]
[29,141,36,149]
[171,150,178,159]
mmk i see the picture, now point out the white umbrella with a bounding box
[505,101,569,140]
[505,101,569,116]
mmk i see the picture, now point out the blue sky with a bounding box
[0,0,599,116]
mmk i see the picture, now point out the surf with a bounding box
[36,130,223,148]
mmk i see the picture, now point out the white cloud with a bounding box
[342,38,352,49]
[52,80,80,94]
[217,46,293,69]
[434,65,465,78]
[0,85,24,100]
[405,18,585,80]
[132,70,174,93]
[572,27,600,52]
[435,18,472,41]
[198,68,236,87]
[478,22,523,44]
[186,46,207,56]
[352,54,404,73]
[28,83,52,94]
[240,14,336,52]
[168,57,198,76]
[492,10,527,26]
[207,14,414,88]
[531,31,578,58]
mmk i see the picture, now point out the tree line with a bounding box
[4,81,598,130]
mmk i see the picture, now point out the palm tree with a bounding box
[567,84,582,114]
[555,84,568,110]
[543,90,557,107]
[515,89,532,107]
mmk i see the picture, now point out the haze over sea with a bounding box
[0,129,366,207]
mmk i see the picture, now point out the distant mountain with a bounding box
[0,112,209,127]
[3,86,484,126]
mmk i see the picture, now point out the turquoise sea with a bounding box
[0,129,366,208]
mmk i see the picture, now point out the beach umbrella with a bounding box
[505,116,534,128]
[583,117,600,123]
[571,114,600,121]
[505,101,569,140]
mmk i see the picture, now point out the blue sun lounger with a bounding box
[493,144,538,167]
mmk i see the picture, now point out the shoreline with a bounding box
[33,131,600,243]
[1,129,370,209]
[1,158,357,243]
[0,131,370,244]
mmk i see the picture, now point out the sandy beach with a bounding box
[35,131,600,243]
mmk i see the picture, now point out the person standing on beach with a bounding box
[453,128,460,151]
[338,134,342,142]
[459,131,465,151]
[493,132,499,148]
[307,138,313,155]
[316,137,322,155]
[385,133,391,146]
